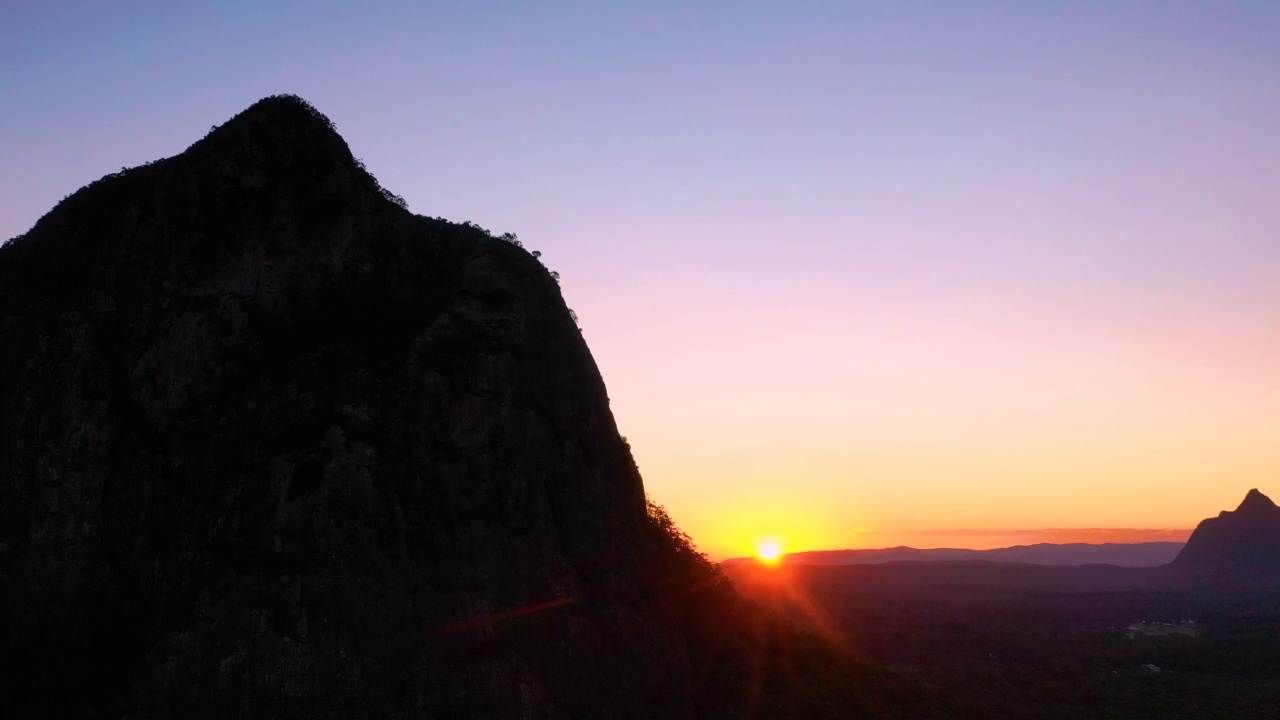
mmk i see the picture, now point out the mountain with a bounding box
[724,542,1185,567]
[0,96,906,719]
[1172,489,1280,583]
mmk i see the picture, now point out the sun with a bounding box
[756,540,783,564]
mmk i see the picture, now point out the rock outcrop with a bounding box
[1171,489,1280,584]
[0,96,899,719]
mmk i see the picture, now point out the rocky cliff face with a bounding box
[1172,489,1280,584]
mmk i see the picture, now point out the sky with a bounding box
[3,1,1278,559]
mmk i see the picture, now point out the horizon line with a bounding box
[887,527,1194,536]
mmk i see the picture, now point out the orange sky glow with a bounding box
[587,290,1278,561]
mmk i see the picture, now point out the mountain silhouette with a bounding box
[0,96,902,719]
[724,542,1186,567]
[1171,489,1280,583]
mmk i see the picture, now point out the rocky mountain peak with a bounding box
[0,93,665,718]
[1172,488,1280,583]
[189,95,366,193]
[1236,488,1278,514]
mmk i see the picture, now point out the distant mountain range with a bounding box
[726,489,1280,583]
[723,542,1185,567]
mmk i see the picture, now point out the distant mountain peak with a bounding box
[1172,488,1280,581]
[1237,488,1278,513]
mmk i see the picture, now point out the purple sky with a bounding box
[4,2,1279,558]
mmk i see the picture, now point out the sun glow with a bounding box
[756,540,783,564]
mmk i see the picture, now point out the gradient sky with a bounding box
[3,1,1278,559]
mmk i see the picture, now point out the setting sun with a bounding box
[756,541,783,564]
